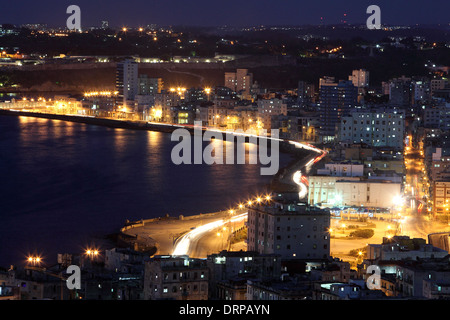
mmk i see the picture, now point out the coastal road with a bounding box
[171,143,325,257]
[170,151,325,257]
[119,137,325,259]
[172,212,247,257]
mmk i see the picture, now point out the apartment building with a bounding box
[247,200,330,260]
[143,255,208,300]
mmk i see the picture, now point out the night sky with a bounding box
[0,0,449,27]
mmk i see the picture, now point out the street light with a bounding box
[329,228,335,238]
[217,232,224,248]
[27,255,42,266]
[85,248,99,260]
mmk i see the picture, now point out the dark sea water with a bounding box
[0,115,292,268]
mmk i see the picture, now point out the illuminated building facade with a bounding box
[143,255,208,300]
[116,59,139,107]
[247,201,330,260]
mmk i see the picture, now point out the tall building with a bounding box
[138,75,163,95]
[338,108,405,149]
[257,98,287,130]
[224,69,253,96]
[224,72,237,92]
[388,76,412,108]
[412,79,431,103]
[349,69,369,88]
[116,59,138,107]
[236,68,253,95]
[349,69,369,102]
[297,81,315,105]
[247,199,331,260]
[318,79,358,142]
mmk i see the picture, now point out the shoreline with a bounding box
[0,109,318,171]
[0,109,321,255]
[0,109,176,133]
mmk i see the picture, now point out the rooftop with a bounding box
[250,201,330,216]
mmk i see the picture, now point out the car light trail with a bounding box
[293,170,308,200]
[172,212,248,256]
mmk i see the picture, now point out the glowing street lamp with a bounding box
[204,87,211,101]
[85,248,99,260]
[392,195,404,207]
[329,228,335,238]
[27,255,42,266]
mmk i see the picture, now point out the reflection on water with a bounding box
[0,115,292,267]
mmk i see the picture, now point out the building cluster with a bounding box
[80,60,293,135]
[78,62,448,148]
[1,59,449,251]
[418,122,450,218]
[1,39,450,301]
[4,193,450,301]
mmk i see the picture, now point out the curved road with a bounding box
[172,212,247,257]
[171,141,326,257]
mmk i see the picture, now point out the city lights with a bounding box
[85,248,100,260]
[26,255,42,266]
[2,9,449,306]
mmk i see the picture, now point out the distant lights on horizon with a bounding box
[84,91,118,97]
